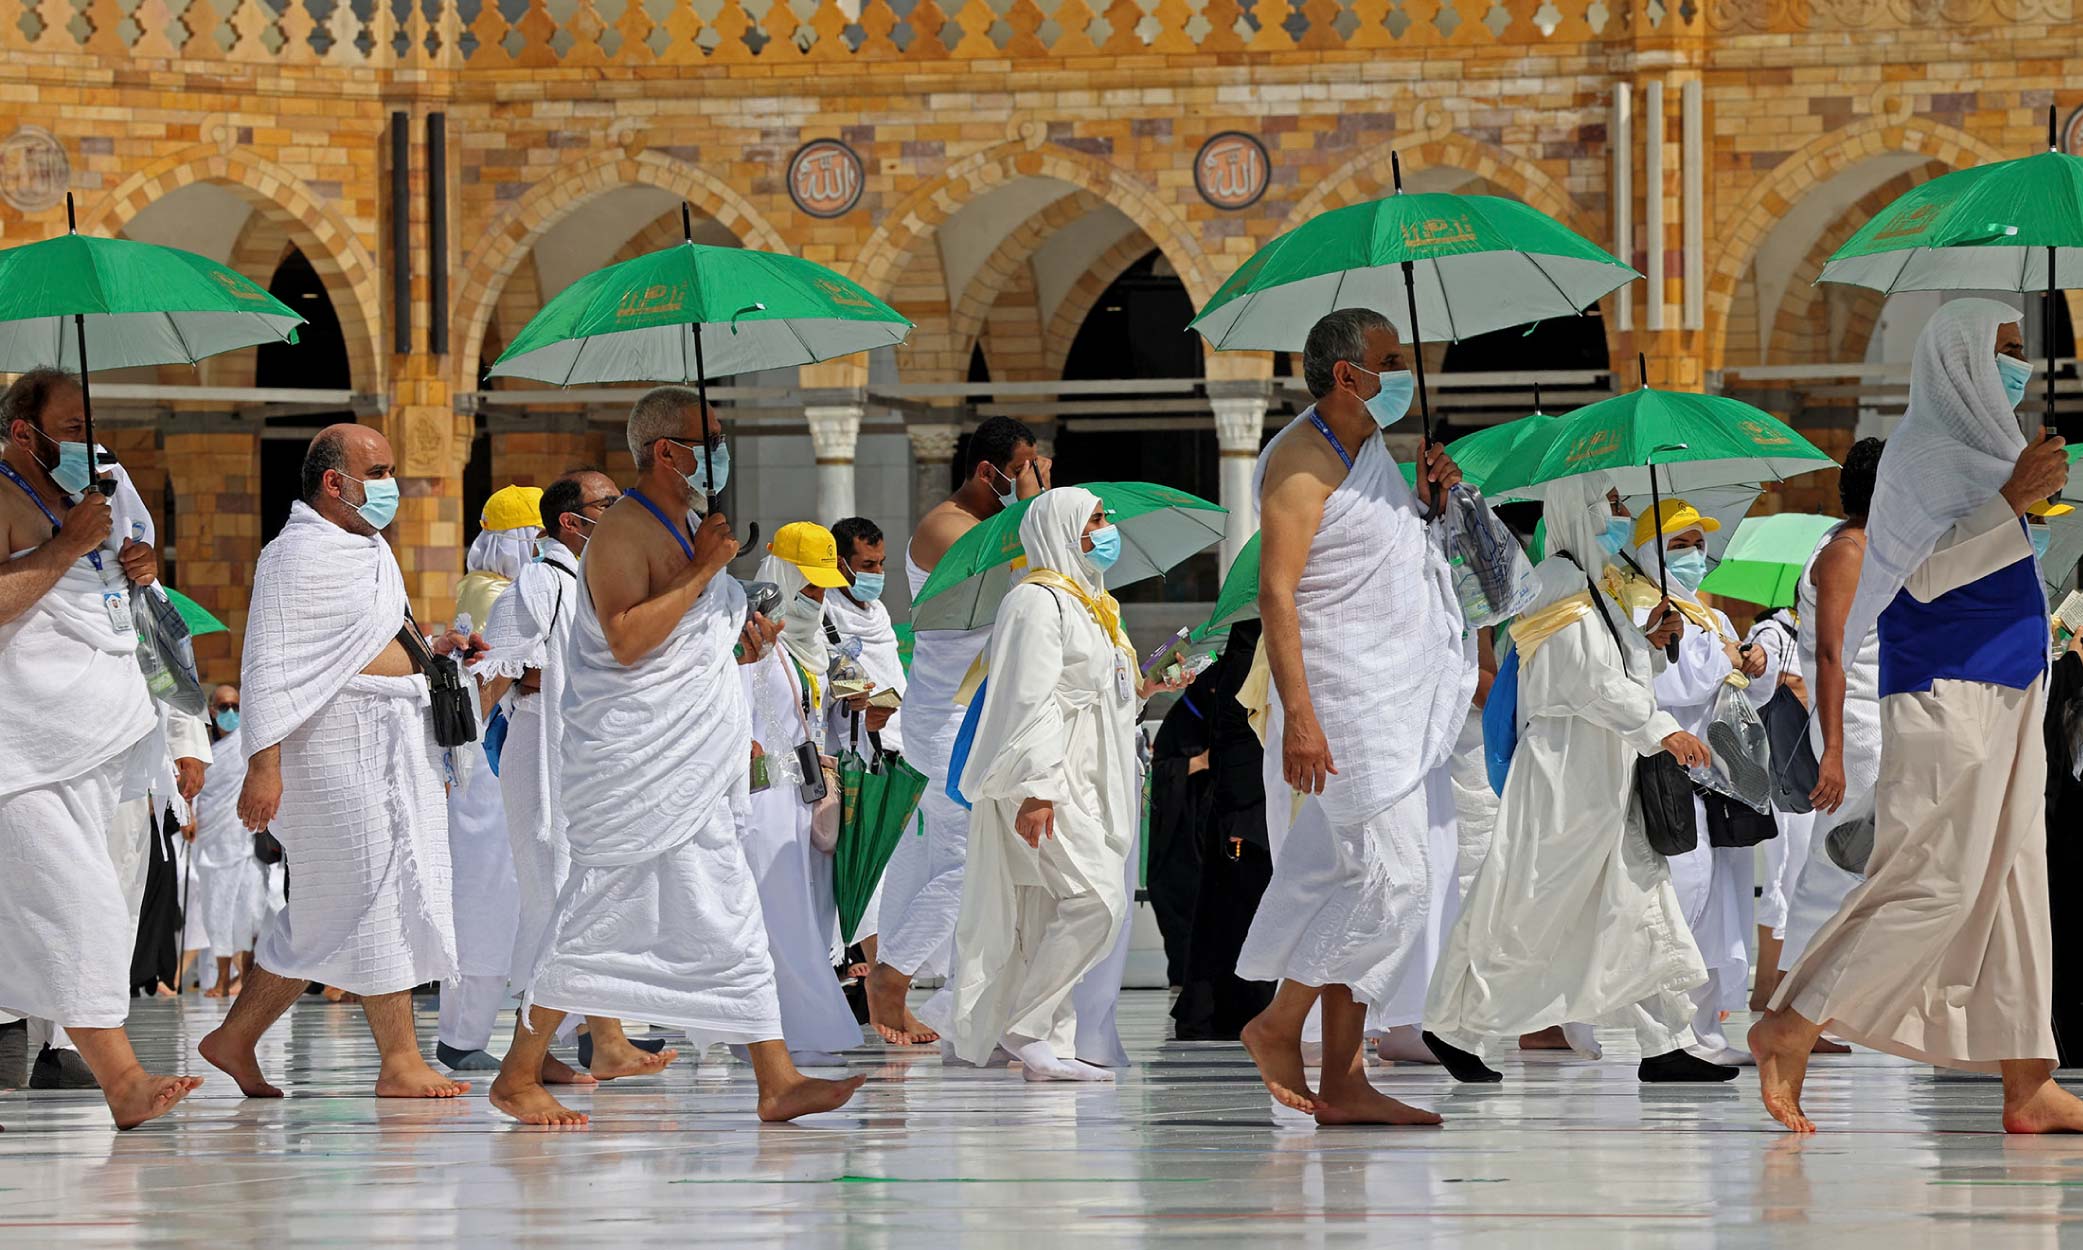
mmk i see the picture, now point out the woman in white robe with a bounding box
[938,488,1171,1080]
[1425,474,1734,1081]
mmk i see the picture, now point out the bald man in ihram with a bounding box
[200,424,470,1100]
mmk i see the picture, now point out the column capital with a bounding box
[805,404,865,462]
[1211,395,1270,454]
[905,420,962,464]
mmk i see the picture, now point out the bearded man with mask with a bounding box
[1756,298,2083,1135]
[735,521,871,1065]
[200,423,476,1102]
[1234,307,1474,1126]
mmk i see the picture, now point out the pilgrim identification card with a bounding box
[103,588,133,636]
[1114,654,1133,704]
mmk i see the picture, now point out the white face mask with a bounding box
[781,589,828,669]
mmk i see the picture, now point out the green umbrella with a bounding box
[834,735,929,945]
[488,205,912,503]
[0,193,305,494]
[893,622,915,673]
[1695,512,1841,609]
[162,586,229,637]
[1819,109,2083,425]
[1194,532,1260,641]
[911,481,1226,632]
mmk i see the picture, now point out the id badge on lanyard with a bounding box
[1114,653,1133,705]
[102,584,132,635]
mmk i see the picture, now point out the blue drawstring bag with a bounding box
[1481,645,1520,796]
[944,677,987,810]
[482,704,509,777]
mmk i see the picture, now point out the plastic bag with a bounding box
[1481,644,1520,796]
[1688,677,1773,814]
[1444,485,1538,629]
[133,583,206,717]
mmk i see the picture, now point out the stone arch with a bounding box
[849,140,1220,312]
[84,145,385,392]
[1761,163,1950,366]
[948,189,1103,368]
[1705,115,2008,367]
[193,212,299,390]
[1043,229,1160,377]
[1281,133,1591,240]
[451,148,792,386]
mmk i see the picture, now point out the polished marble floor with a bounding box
[4,992,2082,1247]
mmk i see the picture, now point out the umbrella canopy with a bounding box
[1194,532,1260,641]
[1189,193,1637,351]
[487,237,912,386]
[834,747,929,945]
[1695,512,1841,609]
[1621,483,1763,562]
[911,482,1226,632]
[161,587,229,637]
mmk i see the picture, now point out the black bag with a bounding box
[253,830,285,865]
[399,613,479,749]
[1702,788,1777,848]
[1576,557,1698,857]
[1759,681,1818,814]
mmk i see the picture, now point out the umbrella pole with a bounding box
[63,194,112,498]
[2049,106,2062,442]
[1390,152,1440,514]
[1649,458,1678,662]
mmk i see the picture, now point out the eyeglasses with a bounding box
[212,702,239,714]
[581,495,621,511]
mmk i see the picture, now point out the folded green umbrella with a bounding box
[1194,533,1260,642]
[161,586,229,636]
[1696,512,1840,609]
[834,738,929,946]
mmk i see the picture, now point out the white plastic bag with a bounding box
[1443,485,1537,629]
[1689,676,1773,813]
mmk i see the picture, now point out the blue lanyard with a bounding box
[0,459,102,573]
[625,488,695,562]
[1306,409,1354,470]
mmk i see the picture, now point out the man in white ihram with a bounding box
[201,423,471,1101]
[1236,307,1474,1126]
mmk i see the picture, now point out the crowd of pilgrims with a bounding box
[7,295,2083,1134]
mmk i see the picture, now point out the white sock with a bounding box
[1013,1039,1111,1082]
[1373,1026,1438,1065]
[1562,1023,1603,1061]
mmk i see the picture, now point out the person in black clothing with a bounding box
[2044,627,2083,1066]
[1147,683,1213,988]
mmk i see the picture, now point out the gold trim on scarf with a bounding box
[951,568,1134,708]
[1506,590,1595,663]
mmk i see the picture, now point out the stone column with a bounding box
[1211,394,1269,575]
[163,416,262,677]
[806,403,865,526]
[906,419,961,533]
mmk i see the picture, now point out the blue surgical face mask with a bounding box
[213,707,240,734]
[1997,353,2033,410]
[1597,514,1634,557]
[1665,546,1708,592]
[2031,525,2053,562]
[1084,524,1122,574]
[32,428,93,496]
[345,473,399,530]
[1351,364,1416,430]
[846,565,885,602]
[671,439,730,497]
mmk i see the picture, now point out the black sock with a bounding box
[1639,1049,1741,1083]
[1422,1031,1502,1083]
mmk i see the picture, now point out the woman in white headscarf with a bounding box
[1756,298,2083,1135]
[1424,473,1734,1081]
[937,487,1183,1080]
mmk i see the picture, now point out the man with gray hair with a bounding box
[1234,307,1475,1125]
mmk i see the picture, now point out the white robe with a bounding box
[244,503,456,996]
[527,559,783,1044]
[935,577,1138,1065]
[192,726,264,958]
[1236,411,1474,1008]
[0,527,161,1028]
[738,641,865,1057]
[1426,561,1705,1055]
[875,546,992,979]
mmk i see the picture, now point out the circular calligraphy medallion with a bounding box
[788,139,865,220]
[1195,132,1270,211]
[2065,106,2083,158]
[0,127,69,214]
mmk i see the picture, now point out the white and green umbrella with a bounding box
[911,481,1226,632]
[1696,512,1841,609]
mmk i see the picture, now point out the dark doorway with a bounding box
[257,247,355,542]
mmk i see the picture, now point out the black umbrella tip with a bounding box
[1391,151,1404,191]
[65,191,75,232]
[2051,104,2060,152]
[1637,351,1649,388]
[681,202,693,242]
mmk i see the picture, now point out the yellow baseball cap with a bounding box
[1632,498,1721,551]
[2027,500,2075,518]
[770,521,850,589]
[481,484,544,532]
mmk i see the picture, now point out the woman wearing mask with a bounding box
[736,521,868,1066]
[1425,475,1735,1081]
[936,488,1187,1081]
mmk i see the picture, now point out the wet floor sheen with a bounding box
[4,993,2081,1247]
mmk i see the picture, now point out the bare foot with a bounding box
[1812,1037,1851,1055]
[375,1056,470,1099]
[867,965,938,1045]
[490,1072,589,1126]
[1749,1010,1819,1133]
[588,1038,678,1081]
[1240,1013,1321,1114]
[152,982,178,1000]
[757,1072,867,1122]
[1519,1026,1570,1051]
[2003,1077,2083,1134]
[106,1070,203,1130]
[846,963,871,980]
[199,1027,284,1098]
[540,1054,597,1087]
[203,985,228,999]
[1314,1079,1443,1127]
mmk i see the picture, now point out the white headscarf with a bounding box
[467,526,541,581]
[1019,486,1107,595]
[1527,471,1619,613]
[1843,297,2025,659]
[756,549,830,676]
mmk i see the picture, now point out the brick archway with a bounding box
[1043,229,1160,377]
[451,148,791,387]
[84,145,385,393]
[1705,116,2007,368]
[849,139,1219,312]
[947,189,1103,375]
[1760,163,1951,366]
[1281,133,1591,241]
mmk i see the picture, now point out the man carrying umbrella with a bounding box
[1234,308,1474,1124]
[1754,298,2083,1134]
[0,366,201,1128]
